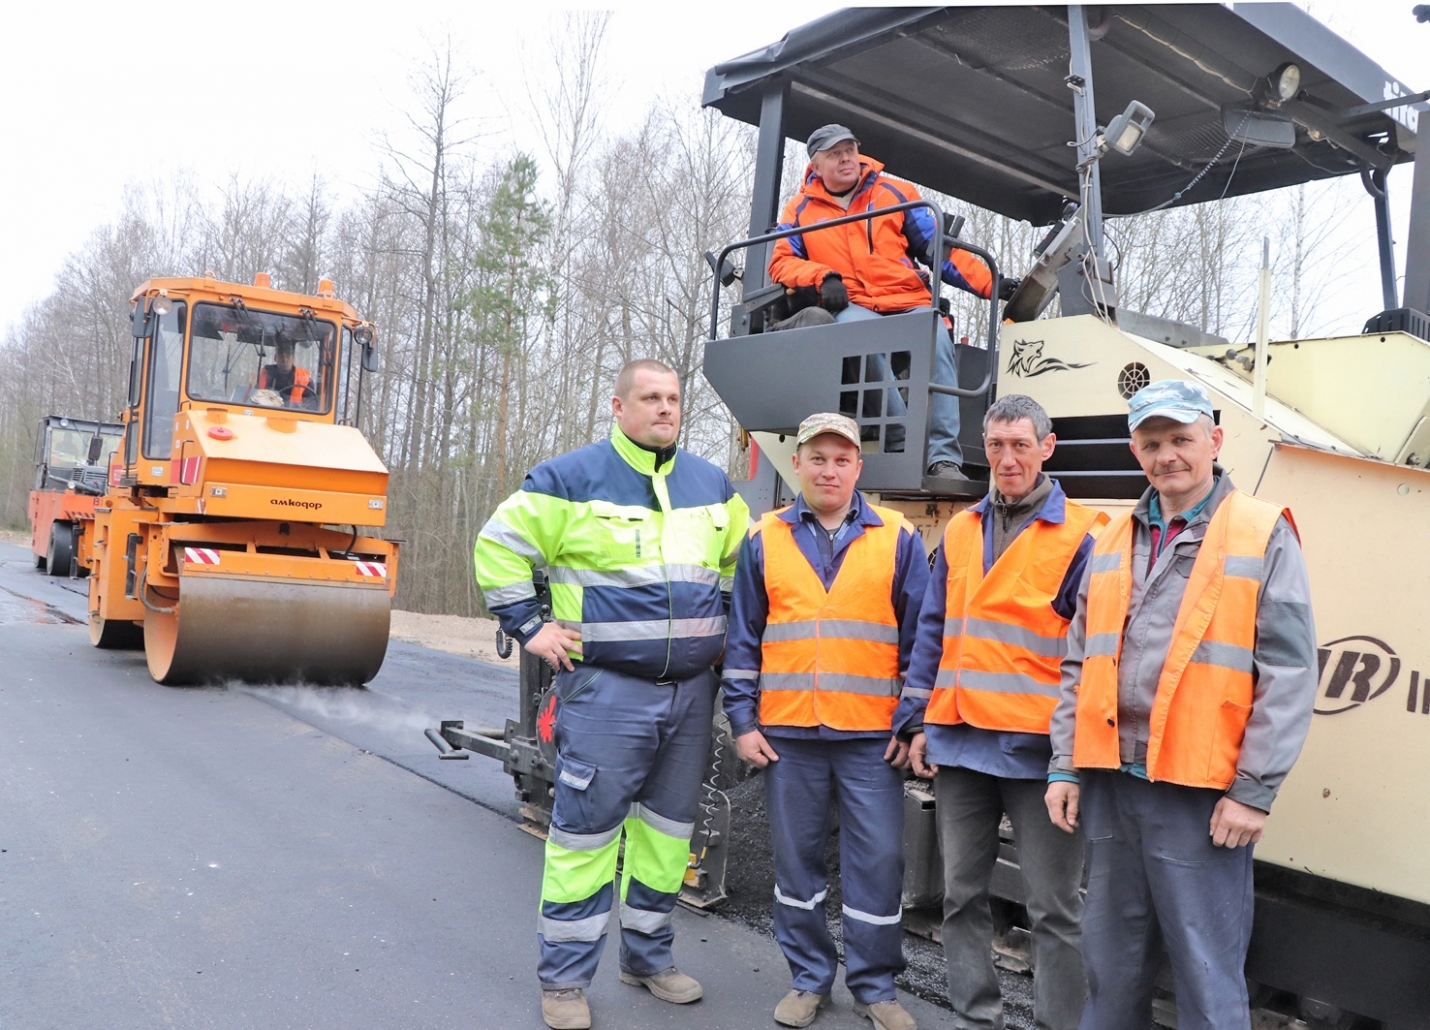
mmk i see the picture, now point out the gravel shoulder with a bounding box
[388,608,516,667]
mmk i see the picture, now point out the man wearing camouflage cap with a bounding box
[722,412,929,1029]
[1045,379,1318,1030]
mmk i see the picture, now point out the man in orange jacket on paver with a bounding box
[769,124,1018,483]
[1045,380,1318,1030]
[893,394,1105,1030]
[722,412,929,1030]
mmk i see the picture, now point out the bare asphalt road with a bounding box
[0,540,979,1030]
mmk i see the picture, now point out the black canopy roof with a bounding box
[703,4,1424,224]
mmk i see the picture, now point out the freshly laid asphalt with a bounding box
[0,541,978,1030]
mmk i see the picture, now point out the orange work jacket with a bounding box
[926,502,1107,733]
[768,157,993,313]
[1073,490,1293,789]
[758,505,907,731]
[258,364,312,405]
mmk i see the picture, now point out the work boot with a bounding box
[774,989,830,1027]
[926,460,970,481]
[618,966,703,1003]
[540,988,590,1030]
[854,998,917,1030]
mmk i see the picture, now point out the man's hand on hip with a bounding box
[908,732,937,779]
[819,273,849,313]
[523,621,582,673]
[1209,796,1267,848]
[734,729,780,767]
[1045,781,1080,833]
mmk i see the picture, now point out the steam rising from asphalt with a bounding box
[237,684,434,734]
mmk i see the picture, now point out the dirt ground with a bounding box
[388,609,517,667]
[0,529,30,548]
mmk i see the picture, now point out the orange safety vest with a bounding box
[258,364,312,405]
[925,501,1107,733]
[1073,490,1294,789]
[758,504,907,731]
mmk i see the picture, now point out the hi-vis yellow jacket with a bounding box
[473,424,749,682]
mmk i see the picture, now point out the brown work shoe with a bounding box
[540,988,590,1030]
[618,966,703,1003]
[854,998,916,1030]
[774,989,830,1027]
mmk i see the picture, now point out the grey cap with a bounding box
[1127,379,1214,430]
[796,412,861,448]
[806,123,859,157]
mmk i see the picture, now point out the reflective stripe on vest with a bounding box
[1073,490,1293,789]
[758,505,905,731]
[926,501,1106,733]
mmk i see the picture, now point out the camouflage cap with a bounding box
[806,123,859,157]
[1127,379,1214,431]
[796,412,861,448]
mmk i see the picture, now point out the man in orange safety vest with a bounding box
[722,412,929,1030]
[1044,379,1318,1030]
[892,394,1105,1030]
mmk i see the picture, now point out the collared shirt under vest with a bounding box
[1074,488,1294,789]
[926,497,1107,734]
[758,502,911,732]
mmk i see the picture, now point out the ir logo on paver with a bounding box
[1313,635,1419,715]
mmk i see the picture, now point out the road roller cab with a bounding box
[81,272,398,686]
[27,415,123,576]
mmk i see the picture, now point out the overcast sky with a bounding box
[1,1,1425,339]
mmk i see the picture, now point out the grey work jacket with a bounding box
[1049,471,1319,811]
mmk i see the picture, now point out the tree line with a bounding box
[0,16,1362,615]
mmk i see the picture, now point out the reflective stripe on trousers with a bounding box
[537,666,714,990]
[765,737,907,1004]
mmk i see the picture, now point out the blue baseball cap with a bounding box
[1127,379,1214,431]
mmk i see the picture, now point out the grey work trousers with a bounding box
[1078,771,1255,1030]
[936,767,1086,1030]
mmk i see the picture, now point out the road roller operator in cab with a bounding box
[473,358,749,1030]
[722,412,929,1030]
[256,335,313,407]
[893,394,1106,1030]
[1044,379,1318,1030]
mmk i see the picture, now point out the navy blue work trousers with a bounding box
[537,666,714,989]
[765,736,906,1004]
[1078,771,1255,1030]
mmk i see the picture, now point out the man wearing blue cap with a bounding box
[1044,379,1318,1030]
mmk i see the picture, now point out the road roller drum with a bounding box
[143,574,391,685]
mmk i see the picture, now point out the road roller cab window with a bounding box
[187,302,335,414]
[142,302,187,460]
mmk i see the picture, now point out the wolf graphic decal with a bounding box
[1005,338,1093,377]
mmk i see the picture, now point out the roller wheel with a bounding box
[33,548,46,570]
[46,523,75,578]
[90,612,143,650]
[144,574,390,686]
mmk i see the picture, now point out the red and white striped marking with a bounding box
[183,547,221,566]
[353,561,387,579]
